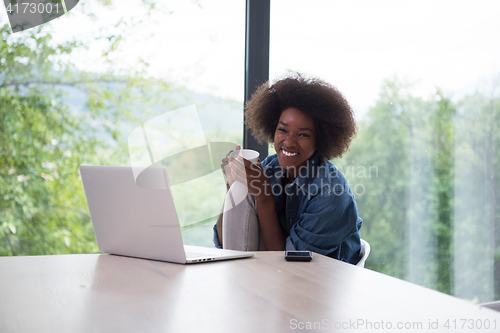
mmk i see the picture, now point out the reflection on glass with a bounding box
[128,105,242,229]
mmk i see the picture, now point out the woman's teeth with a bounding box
[282,149,298,157]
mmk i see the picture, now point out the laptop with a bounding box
[79,165,255,264]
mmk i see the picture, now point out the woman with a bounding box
[213,73,362,264]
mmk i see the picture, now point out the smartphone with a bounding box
[285,251,313,262]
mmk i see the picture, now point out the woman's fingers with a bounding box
[224,145,240,160]
[230,157,263,186]
[231,171,248,186]
[222,146,239,185]
[226,145,263,189]
[229,157,246,177]
[221,145,244,188]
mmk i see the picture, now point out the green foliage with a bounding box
[1,25,103,255]
[430,90,455,295]
[452,88,500,301]
[0,0,241,255]
[0,19,175,255]
[335,77,500,301]
[335,79,417,279]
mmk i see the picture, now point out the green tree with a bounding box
[338,77,499,302]
[430,90,455,295]
[453,83,500,302]
[1,25,100,255]
[335,78,417,279]
[0,2,175,255]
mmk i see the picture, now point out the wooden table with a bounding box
[1,252,499,332]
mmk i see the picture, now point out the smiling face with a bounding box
[274,107,317,179]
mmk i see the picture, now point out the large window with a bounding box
[270,0,500,302]
[1,0,244,254]
[91,1,247,247]
[3,0,499,304]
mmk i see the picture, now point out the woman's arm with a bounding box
[230,156,285,250]
[255,192,285,250]
[289,192,362,259]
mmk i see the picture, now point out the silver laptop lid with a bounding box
[80,165,188,263]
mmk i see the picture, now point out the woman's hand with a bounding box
[228,154,270,199]
[221,145,240,190]
[229,153,284,250]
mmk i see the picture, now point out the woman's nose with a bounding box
[284,133,296,146]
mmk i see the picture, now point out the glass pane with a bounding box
[1,0,244,254]
[270,0,500,302]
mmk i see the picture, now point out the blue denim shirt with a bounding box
[214,152,362,264]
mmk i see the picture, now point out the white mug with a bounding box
[230,149,260,163]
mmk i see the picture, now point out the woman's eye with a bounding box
[278,128,286,133]
[299,133,310,137]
